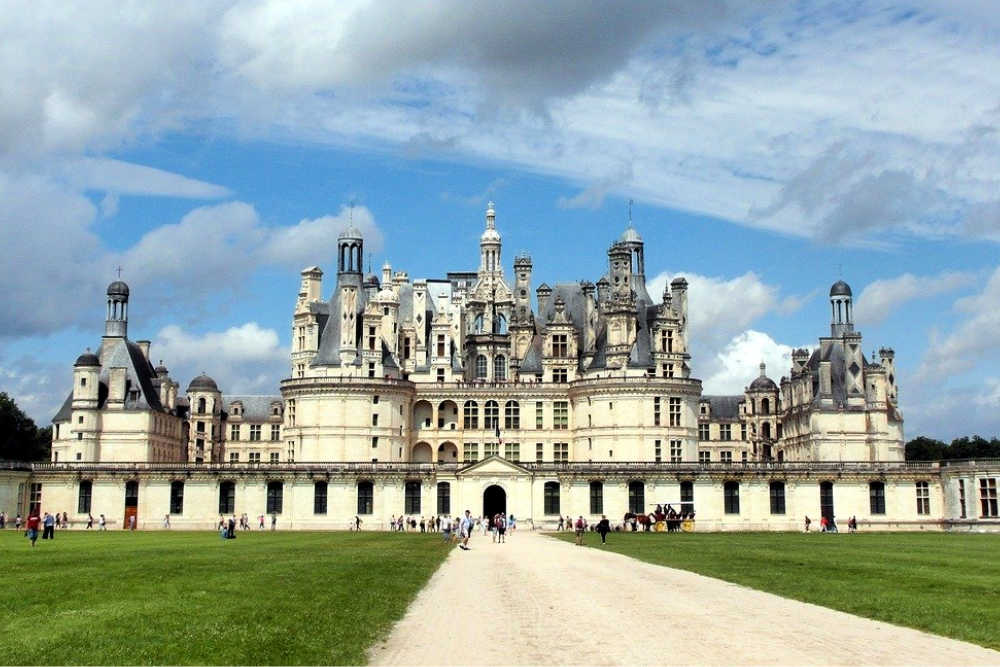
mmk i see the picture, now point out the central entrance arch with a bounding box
[483,485,506,519]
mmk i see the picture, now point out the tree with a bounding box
[905,436,946,461]
[0,392,51,462]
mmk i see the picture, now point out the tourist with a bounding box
[420,517,426,533]
[99,514,106,530]
[259,514,265,529]
[597,515,611,544]
[0,511,5,529]
[848,515,857,533]
[26,511,40,547]
[271,513,277,531]
[820,515,829,532]
[54,512,61,529]
[42,512,55,540]
[557,515,564,531]
[441,516,451,543]
[129,514,136,531]
[228,516,236,539]
[804,515,811,532]
[354,515,362,531]
[15,513,22,530]
[390,514,396,532]
[163,514,170,529]
[86,514,94,529]
[574,516,586,546]
[459,510,473,550]
[496,514,506,543]
[509,514,516,533]
[219,521,228,539]
[62,511,69,529]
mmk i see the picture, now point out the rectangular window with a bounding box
[544,482,560,515]
[170,481,184,515]
[436,334,445,357]
[552,334,568,358]
[553,401,568,430]
[357,482,373,515]
[484,442,498,458]
[720,451,732,463]
[698,423,710,441]
[552,368,568,383]
[654,439,661,463]
[869,481,886,514]
[287,400,295,427]
[266,482,283,514]
[287,440,295,463]
[464,442,478,463]
[373,395,379,404]
[249,424,261,441]
[698,451,710,463]
[959,479,967,519]
[219,482,235,514]
[372,436,379,448]
[680,481,694,515]
[270,424,280,441]
[916,481,930,515]
[720,424,732,441]
[249,452,260,463]
[403,337,411,359]
[536,442,544,462]
[29,482,42,514]
[980,479,998,517]
[368,326,377,351]
[590,482,603,515]
[741,423,747,441]
[77,480,92,514]
[229,452,239,463]
[724,482,740,514]
[535,402,544,429]
[230,425,240,440]
[372,413,379,427]
[669,398,681,426]
[368,362,375,378]
[505,402,520,429]
[653,397,661,426]
[670,440,682,463]
[505,442,520,462]
[769,482,785,514]
[269,452,279,463]
[437,482,450,515]
[553,442,568,462]
[405,481,421,514]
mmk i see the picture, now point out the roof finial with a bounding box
[116,265,122,279]
[627,198,633,226]
[759,361,766,377]
[486,200,496,230]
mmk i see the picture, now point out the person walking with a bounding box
[804,515,811,532]
[26,511,40,547]
[509,514,516,533]
[62,511,69,529]
[86,514,94,529]
[597,515,611,544]
[15,513,22,530]
[459,510,473,550]
[129,514,136,531]
[259,514,265,529]
[163,514,171,529]
[574,516,586,546]
[557,515,564,531]
[99,514,106,530]
[227,516,236,539]
[496,514,506,544]
[270,513,277,531]
[42,512,55,540]
[354,515,362,531]
[441,516,452,543]
[54,512,61,530]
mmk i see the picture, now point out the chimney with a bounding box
[136,340,151,360]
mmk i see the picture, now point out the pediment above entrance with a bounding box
[458,455,530,477]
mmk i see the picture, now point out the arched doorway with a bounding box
[483,485,506,518]
[411,442,433,463]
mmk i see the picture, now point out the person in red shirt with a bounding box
[25,512,40,547]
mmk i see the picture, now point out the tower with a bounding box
[104,280,129,338]
[479,201,502,282]
[338,224,363,277]
[829,280,854,338]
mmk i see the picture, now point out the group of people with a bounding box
[387,513,517,539]
[11,509,109,547]
[804,515,859,533]
[216,513,277,537]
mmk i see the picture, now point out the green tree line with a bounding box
[0,392,52,462]
[906,435,1000,461]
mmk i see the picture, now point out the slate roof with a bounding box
[701,395,743,420]
[223,395,283,421]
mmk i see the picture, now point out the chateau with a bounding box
[2,204,997,531]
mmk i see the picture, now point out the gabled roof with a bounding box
[457,455,531,477]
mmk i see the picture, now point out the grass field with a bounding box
[0,529,450,665]
[553,530,1000,650]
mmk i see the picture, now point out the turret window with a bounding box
[437,335,445,357]
[475,355,487,379]
[669,398,681,426]
[494,355,506,381]
[552,334,568,358]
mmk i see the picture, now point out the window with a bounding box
[484,442,498,458]
[958,479,967,519]
[741,451,748,463]
[869,481,886,514]
[287,400,295,427]
[436,334,445,357]
[724,481,740,514]
[229,452,239,463]
[403,337,411,359]
[741,423,747,441]
[371,436,379,448]
[368,362,375,378]
[437,482,451,515]
[270,424,280,441]
[980,479,998,517]
[197,397,206,414]
[287,440,295,462]
[628,481,645,514]
[170,481,184,515]
[494,355,507,381]
[484,401,499,430]
[720,424,732,441]
[698,423,710,441]
[437,368,445,382]
[463,442,478,462]
[698,451,710,463]
[535,402,544,429]
[552,368,568,383]
[219,481,235,514]
[669,397,681,426]
[505,442,520,462]
[266,482,283,514]
[661,329,673,352]
[552,334,568,358]
[372,413,379,427]
[536,443,544,462]
[78,432,83,441]
[250,424,261,441]
[249,452,260,463]
[720,451,732,463]
[553,442,568,462]
[368,326,377,351]
[553,401,568,429]
[230,425,240,440]
[373,395,379,404]
[820,481,835,520]
[769,481,785,514]
[80,377,86,387]
[357,481,374,515]
[680,481,694,515]
[463,401,479,429]
[653,397,661,426]
[670,440,683,463]
[405,481,421,514]
[78,480,92,514]
[916,481,930,515]
[544,482,560,515]
[654,440,661,463]
[504,401,520,429]
[269,452,279,463]
[590,481,604,514]
[475,355,487,379]
[196,421,205,434]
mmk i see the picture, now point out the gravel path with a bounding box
[369,529,1000,666]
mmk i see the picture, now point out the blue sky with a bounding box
[1,1,998,440]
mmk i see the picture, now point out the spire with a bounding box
[759,362,766,377]
[486,201,496,230]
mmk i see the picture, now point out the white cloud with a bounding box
[263,205,383,269]
[855,270,977,326]
[57,158,231,199]
[0,355,70,425]
[700,330,798,395]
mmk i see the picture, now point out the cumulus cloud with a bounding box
[263,205,383,268]
[0,354,71,424]
[855,270,977,326]
[57,158,231,199]
[700,330,799,395]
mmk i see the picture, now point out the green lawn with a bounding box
[0,530,450,665]
[553,530,1000,650]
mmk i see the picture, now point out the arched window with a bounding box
[475,355,488,379]
[544,481,560,515]
[437,482,451,515]
[484,400,499,430]
[404,481,421,514]
[494,355,506,381]
[628,481,645,515]
[197,397,206,414]
[762,398,770,414]
[762,422,771,440]
[357,481,374,515]
[504,400,519,429]
[724,481,740,514]
[474,314,484,333]
[463,401,479,429]
[219,481,235,514]
[590,481,604,515]
[496,314,508,334]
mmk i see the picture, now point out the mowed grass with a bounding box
[0,529,450,665]
[553,530,1000,650]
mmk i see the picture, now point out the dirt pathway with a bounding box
[369,529,1000,665]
